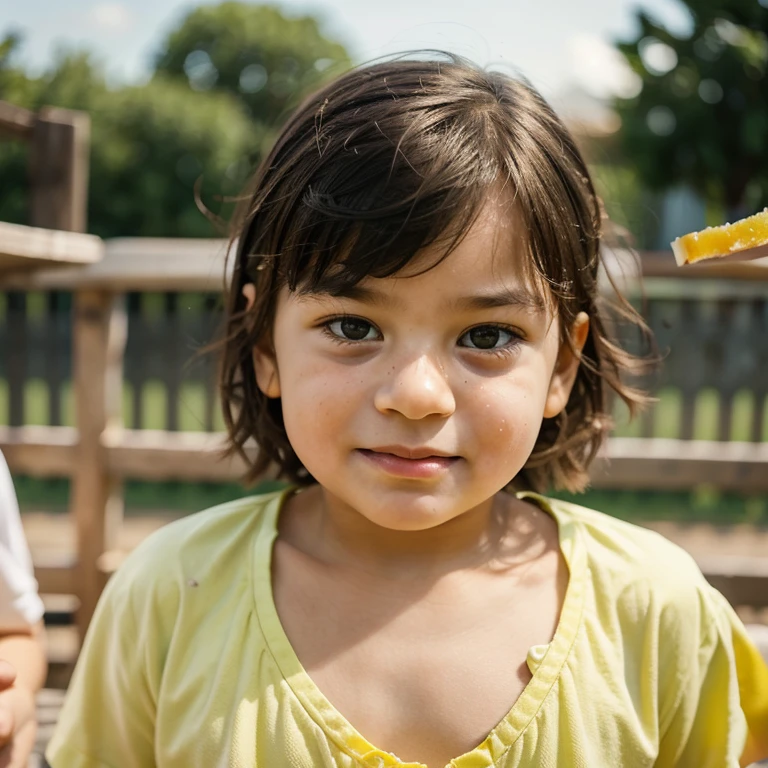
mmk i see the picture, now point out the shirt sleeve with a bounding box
[656,583,768,767]
[45,550,165,768]
[0,450,45,630]
[718,590,768,765]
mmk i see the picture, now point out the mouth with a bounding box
[364,445,458,460]
[356,447,460,479]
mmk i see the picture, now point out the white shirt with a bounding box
[0,450,44,630]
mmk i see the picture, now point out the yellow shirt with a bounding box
[46,489,768,767]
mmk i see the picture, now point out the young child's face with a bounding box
[250,196,588,530]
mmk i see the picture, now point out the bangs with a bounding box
[247,92,501,296]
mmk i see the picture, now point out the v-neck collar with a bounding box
[252,489,586,768]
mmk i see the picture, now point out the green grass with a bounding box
[13,476,287,515]
[552,488,768,526]
[0,380,225,431]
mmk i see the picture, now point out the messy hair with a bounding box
[219,53,652,494]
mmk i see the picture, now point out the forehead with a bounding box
[375,194,550,309]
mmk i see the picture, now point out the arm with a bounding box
[657,587,768,767]
[0,621,47,768]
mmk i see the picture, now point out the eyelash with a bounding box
[319,315,523,357]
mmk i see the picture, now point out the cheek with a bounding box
[277,358,364,446]
[471,368,549,447]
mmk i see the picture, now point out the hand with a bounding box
[0,659,36,768]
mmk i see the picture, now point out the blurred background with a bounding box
[1,1,768,736]
[2,0,767,515]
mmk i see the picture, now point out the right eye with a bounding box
[325,317,381,342]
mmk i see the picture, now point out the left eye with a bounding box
[326,317,380,341]
[458,325,517,350]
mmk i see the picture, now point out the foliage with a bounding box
[0,42,256,237]
[613,0,768,218]
[0,3,351,237]
[86,77,257,238]
[152,2,350,128]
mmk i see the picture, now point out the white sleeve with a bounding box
[0,451,45,630]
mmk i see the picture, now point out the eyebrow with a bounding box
[314,284,547,314]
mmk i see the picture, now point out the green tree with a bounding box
[613,1,768,220]
[0,1,352,238]
[0,39,257,237]
[86,76,257,238]
[152,2,351,128]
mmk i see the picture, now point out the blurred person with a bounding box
[0,451,46,768]
[47,55,768,767]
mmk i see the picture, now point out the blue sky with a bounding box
[4,0,693,99]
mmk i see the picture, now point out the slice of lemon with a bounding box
[671,208,768,266]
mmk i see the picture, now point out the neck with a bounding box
[281,485,529,580]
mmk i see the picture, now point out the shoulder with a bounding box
[521,492,720,631]
[528,493,704,581]
[102,488,288,619]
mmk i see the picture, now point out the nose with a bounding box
[374,353,456,420]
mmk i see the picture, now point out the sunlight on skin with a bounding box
[242,197,589,572]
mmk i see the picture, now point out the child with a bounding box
[47,54,768,767]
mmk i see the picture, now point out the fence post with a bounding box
[70,290,126,635]
[28,107,90,233]
[24,104,121,636]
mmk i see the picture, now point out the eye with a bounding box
[458,325,518,350]
[326,316,380,342]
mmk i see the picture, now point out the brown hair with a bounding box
[219,53,652,493]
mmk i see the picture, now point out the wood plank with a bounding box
[0,100,34,139]
[6,291,27,427]
[104,428,258,482]
[6,243,766,296]
[35,561,77,595]
[3,426,767,491]
[29,107,90,234]
[69,290,124,633]
[591,437,768,492]
[0,425,78,476]
[44,293,65,426]
[698,556,768,608]
[5,237,234,291]
[0,222,102,275]
[0,425,253,481]
[639,250,768,280]
[163,293,181,431]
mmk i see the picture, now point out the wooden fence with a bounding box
[1,234,767,644]
[2,280,767,441]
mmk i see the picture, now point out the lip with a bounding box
[364,445,458,460]
[357,447,460,479]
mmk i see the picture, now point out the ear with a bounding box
[543,312,589,419]
[243,283,281,399]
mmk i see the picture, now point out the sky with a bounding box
[2,0,694,101]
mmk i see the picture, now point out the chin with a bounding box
[348,492,468,531]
